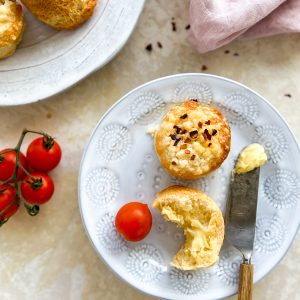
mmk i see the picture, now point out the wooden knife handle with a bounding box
[238,263,253,300]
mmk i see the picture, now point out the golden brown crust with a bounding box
[155,100,231,179]
[21,0,97,30]
[153,186,224,270]
[0,0,25,59]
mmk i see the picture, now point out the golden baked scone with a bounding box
[155,100,231,179]
[0,0,25,59]
[153,186,224,270]
[21,0,97,30]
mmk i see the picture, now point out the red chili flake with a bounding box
[201,65,208,71]
[185,149,191,154]
[170,134,177,140]
[191,155,196,160]
[172,22,177,32]
[205,120,211,125]
[145,44,152,52]
[181,129,187,134]
[212,129,217,136]
[180,144,187,150]
[174,138,181,146]
[185,24,191,30]
[191,99,198,102]
[284,93,292,98]
[180,113,188,119]
[203,129,212,140]
[172,161,177,165]
[189,130,198,139]
[198,122,203,128]
[233,52,239,56]
[173,125,178,129]
[176,127,182,134]
[184,138,191,143]
[157,41,163,49]
[224,50,230,54]
[208,143,212,147]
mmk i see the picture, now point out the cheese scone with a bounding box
[21,0,97,30]
[0,0,25,59]
[153,186,224,270]
[155,100,231,179]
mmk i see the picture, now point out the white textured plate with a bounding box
[0,0,145,106]
[78,74,300,300]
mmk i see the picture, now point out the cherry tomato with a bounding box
[21,172,54,205]
[0,185,19,221]
[0,149,27,181]
[115,202,152,242]
[26,137,62,172]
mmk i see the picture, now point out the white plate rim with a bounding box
[0,0,146,107]
[78,73,300,300]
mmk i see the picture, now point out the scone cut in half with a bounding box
[153,186,224,270]
[0,0,25,59]
[21,0,97,30]
[155,100,231,179]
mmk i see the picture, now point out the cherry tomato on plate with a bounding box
[0,185,19,221]
[21,172,54,205]
[115,202,152,242]
[0,149,27,181]
[26,137,62,172]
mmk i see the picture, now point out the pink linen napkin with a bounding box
[189,0,300,53]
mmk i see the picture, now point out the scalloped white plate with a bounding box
[78,74,300,300]
[0,0,145,106]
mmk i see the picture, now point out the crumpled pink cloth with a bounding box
[189,0,300,53]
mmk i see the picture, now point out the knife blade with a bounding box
[225,167,260,300]
[225,167,260,260]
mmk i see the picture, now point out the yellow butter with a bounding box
[235,143,267,174]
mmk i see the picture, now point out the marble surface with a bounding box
[0,0,299,299]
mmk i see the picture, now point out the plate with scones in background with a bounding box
[78,73,300,300]
[0,0,145,106]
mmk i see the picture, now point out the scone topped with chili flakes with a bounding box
[154,100,231,179]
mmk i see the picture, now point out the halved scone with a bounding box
[155,100,231,179]
[21,0,97,30]
[153,186,224,270]
[0,0,25,59]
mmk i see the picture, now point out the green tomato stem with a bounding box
[0,129,54,224]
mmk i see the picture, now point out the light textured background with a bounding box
[0,1,299,299]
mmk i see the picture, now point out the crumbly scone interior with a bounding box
[153,186,224,270]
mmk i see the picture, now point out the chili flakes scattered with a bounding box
[174,138,181,146]
[180,113,188,119]
[170,134,177,140]
[191,155,196,160]
[212,129,217,136]
[189,130,198,139]
[145,44,152,52]
[185,149,191,154]
[205,120,211,125]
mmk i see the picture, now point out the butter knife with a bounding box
[225,167,260,300]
